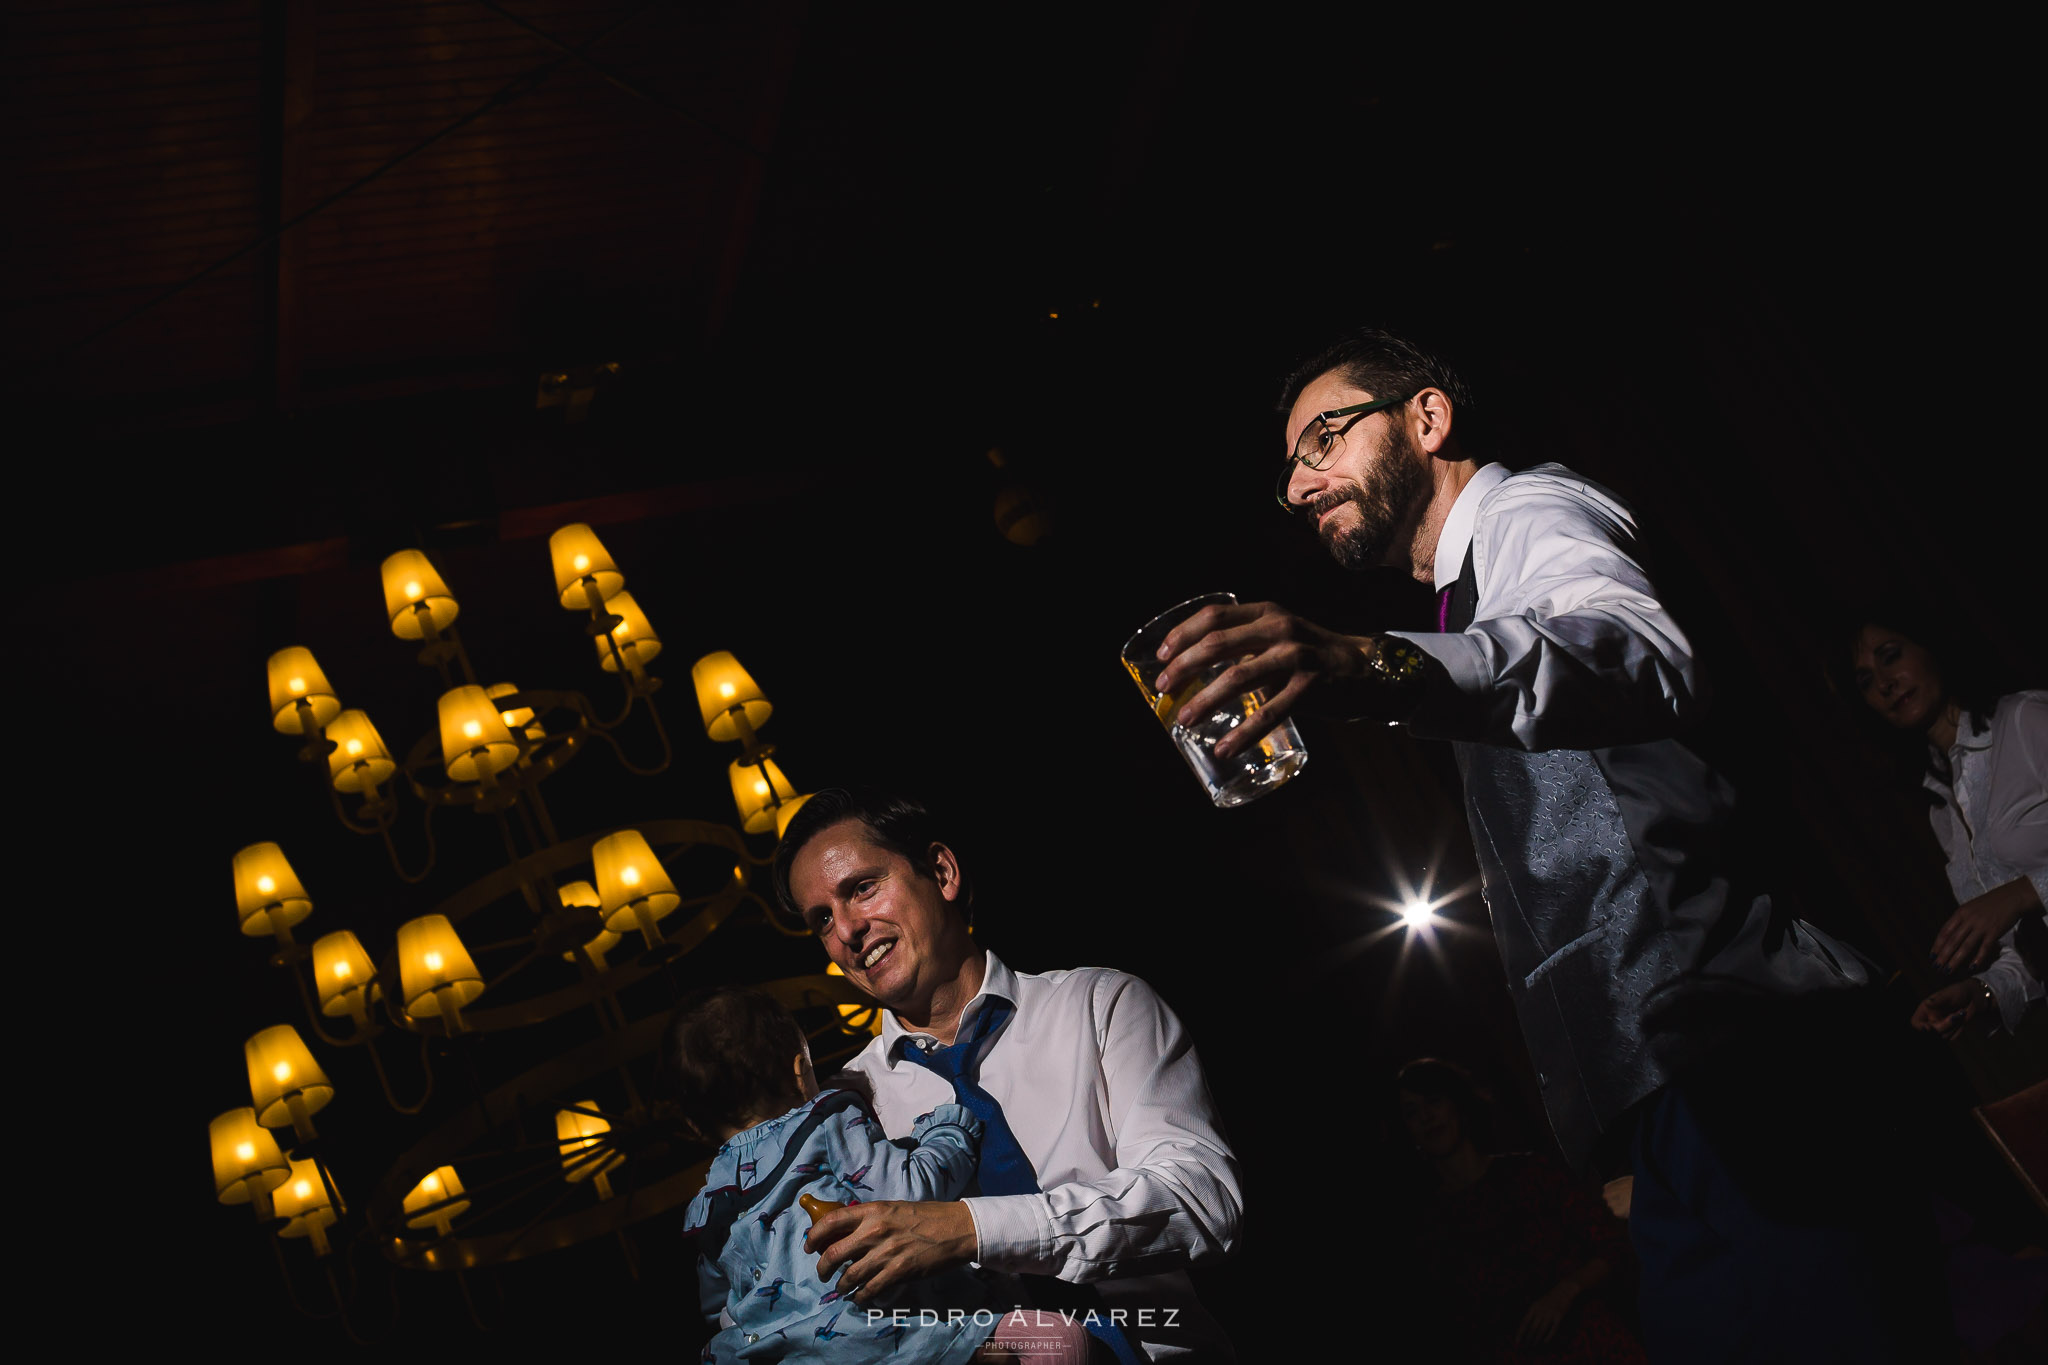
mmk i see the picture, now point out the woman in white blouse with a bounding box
[1849,617,2046,1038]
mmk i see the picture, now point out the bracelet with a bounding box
[1364,636,1427,687]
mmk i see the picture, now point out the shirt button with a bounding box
[752,1267,762,1280]
[745,1333,759,1343]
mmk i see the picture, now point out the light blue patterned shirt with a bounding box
[684,1093,1005,1363]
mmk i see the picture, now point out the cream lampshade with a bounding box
[266,647,340,734]
[727,756,797,835]
[272,1157,341,1255]
[245,1025,333,1141]
[233,842,313,941]
[690,652,771,742]
[312,930,379,1024]
[437,685,519,784]
[548,524,624,610]
[323,710,396,794]
[402,1166,469,1237]
[380,550,459,640]
[595,592,662,672]
[774,792,814,840]
[557,1102,624,1200]
[209,1108,289,1214]
[395,915,484,1031]
[591,830,680,947]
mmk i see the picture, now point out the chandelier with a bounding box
[206,523,882,1339]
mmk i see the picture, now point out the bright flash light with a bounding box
[235,1143,255,1162]
[719,682,735,698]
[753,780,769,796]
[423,1175,440,1194]
[273,1062,292,1082]
[424,952,443,972]
[256,876,276,894]
[334,961,351,979]
[346,738,363,756]
[404,580,422,600]
[572,554,590,572]
[288,677,306,694]
[621,866,640,887]
[462,720,482,740]
[294,1180,312,1199]
[1400,898,1437,929]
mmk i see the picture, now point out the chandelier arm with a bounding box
[576,717,671,778]
[480,944,546,995]
[326,780,390,836]
[380,801,438,884]
[496,809,546,913]
[737,886,813,938]
[271,1231,342,1320]
[291,966,369,1049]
[324,1261,378,1347]
[521,782,561,847]
[367,1031,437,1115]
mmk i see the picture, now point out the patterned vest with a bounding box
[1442,545,1874,1167]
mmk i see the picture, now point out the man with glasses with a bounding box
[1151,328,1943,1360]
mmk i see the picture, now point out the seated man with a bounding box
[773,788,1242,1362]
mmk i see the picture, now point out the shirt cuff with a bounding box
[960,1193,1055,1273]
[1383,629,1490,734]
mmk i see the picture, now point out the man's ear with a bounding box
[1412,387,1455,458]
[929,841,964,903]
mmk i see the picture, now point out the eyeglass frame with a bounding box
[1273,394,1412,511]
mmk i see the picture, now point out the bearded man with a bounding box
[1151,328,1946,1361]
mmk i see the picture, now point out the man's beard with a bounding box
[1311,422,1430,571]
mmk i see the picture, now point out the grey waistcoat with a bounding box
[1443,551,1873,1168]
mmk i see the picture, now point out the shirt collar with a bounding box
[876,949,1012,1056]
[1432,462,1511,591]
[1952,710,1994,753]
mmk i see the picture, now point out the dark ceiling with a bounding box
[19,3,2044,1356]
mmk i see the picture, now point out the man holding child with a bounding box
[774,788,1242,1362]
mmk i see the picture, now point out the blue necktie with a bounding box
[897,998,1143,1365]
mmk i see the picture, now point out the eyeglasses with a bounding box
[1273,395,1410,510]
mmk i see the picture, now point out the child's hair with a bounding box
[660,986,808,1136]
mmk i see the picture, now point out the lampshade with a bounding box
[774,792,814,840]
[557,880,600,911]
[403,1165,470,1233]
[323,710,396,793]
[267,647,340,734]
[484,682,534,730]
[395,914,484,1024]
[380,549,459,640]
[728,756,797,835]
[826,962,885,1036]
[591,830,680,940]
[233,842,313,938]
[312,930,379,1020]
[549,523,624,610]
[245,1025,333,1132]
[595,592,663,672]
[557,1102,624,1198]
[273,1157,341,1252]
[210,1108,289,1207]
[437,685,519,783]
[691,652,771,741]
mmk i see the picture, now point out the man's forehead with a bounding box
[1285,371,1374,442]
[790,820,890,888]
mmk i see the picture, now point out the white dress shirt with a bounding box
[837,950,1242,1361]
[1927,691,2048,1032]
[1388,461,1708,751]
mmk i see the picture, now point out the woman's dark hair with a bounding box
[660,986,807,1136]
[1276,326,1475,422]
[1834,598,2004,806]
[1395,1056,1495,1153]
[770,787,970,920]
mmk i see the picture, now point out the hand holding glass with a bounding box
[1121,593,1307,807]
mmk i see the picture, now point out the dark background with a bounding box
[14,3,2043,1358]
